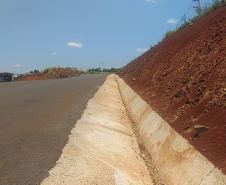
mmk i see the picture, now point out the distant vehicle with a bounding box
[0,73,13,82]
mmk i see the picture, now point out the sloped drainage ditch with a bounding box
[117,75,226,185]
[41,74,226,185]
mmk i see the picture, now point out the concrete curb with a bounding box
[41,75,153,185]
[117,76,226,185]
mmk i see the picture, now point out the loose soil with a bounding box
[17,68,84,81]
[118,6,226,174]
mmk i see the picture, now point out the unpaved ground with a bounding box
[118,6,226,174]
[41,75,154,185]
[17,68,84,81]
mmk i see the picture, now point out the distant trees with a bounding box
[87,67,121,73]
[87,68,102,73]
[34,70,39,73]
[42,66,82,73]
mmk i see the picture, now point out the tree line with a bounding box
[87,67,121,73]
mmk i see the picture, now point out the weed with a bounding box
[161,0,226,42]
[162,30,176,40]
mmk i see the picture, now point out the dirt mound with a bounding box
[118,6,226,174]
[18,68,84,81]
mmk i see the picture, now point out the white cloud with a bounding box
[145,0,156,3]
[136,48,148,53]
[13,64,22,67]
[167,18,178,24]
[50,52,59,55]
[66,42,83,47]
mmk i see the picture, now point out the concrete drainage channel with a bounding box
[117,76,226,185]
[42,74,226,185]
[41,75,153,185]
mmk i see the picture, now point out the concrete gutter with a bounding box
[41,75,153,185]
[117,76,226,185]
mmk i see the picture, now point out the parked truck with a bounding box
[0,73,13,82]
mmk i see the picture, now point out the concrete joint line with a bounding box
[199,167,215,185]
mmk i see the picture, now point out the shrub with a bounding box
[160,0,226,43]
[212,0,221,10]
[71,67,78,72]
[190,15,201,23]
[42,67,57,73]
[162,30,176,40]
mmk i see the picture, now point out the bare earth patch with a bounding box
[17,68,84,81]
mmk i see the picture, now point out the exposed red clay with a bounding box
[118,5,226,175]
[17,68,84,81]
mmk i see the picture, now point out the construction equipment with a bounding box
[0,73,13,82]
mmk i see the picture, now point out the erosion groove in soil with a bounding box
[118,6,226,174]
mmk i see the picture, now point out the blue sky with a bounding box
[0,0,210,74]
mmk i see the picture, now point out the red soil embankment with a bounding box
[118,6,226,174]
[18,68,84,81]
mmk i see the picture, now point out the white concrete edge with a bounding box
[116,76,226,185]
[41,75,153,185]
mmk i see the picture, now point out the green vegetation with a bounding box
[42,66,84,73]
[42,66,58,73]
[66,67,78,72]
[176,14,191,31]
[87,67,121,74]
[127,0,226,69]
[162,30,176,40]
[15,74,25,80]
[162,0,226,41]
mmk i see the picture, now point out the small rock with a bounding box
[133,78,136,81]
[185,99,191,104]
[193,125,210,139]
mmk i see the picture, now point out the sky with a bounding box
[0,0,211,74]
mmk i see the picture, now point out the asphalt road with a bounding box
[0,74,108,185]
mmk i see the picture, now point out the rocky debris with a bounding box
[118,6,226,174]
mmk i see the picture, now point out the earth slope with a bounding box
[17,68,84,81]
[118,6,226,174]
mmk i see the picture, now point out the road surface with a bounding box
[0,74,108,185]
